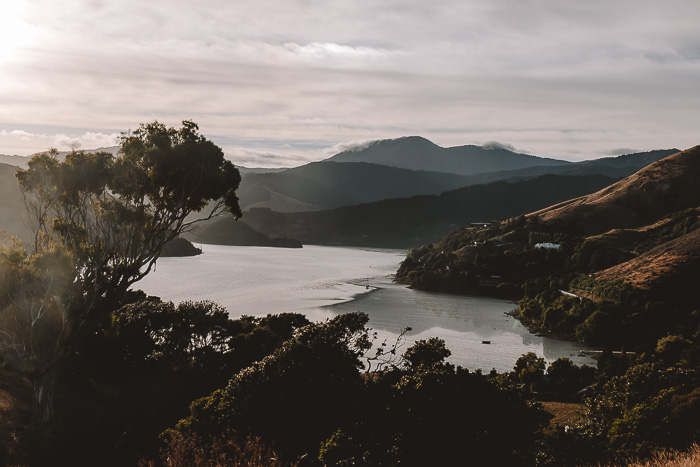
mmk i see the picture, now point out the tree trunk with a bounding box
[32,366,60,436]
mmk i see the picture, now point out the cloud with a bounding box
[0,129,40,141]
[1,0,699,163]
[224,147,311,168]
[0,128,120,156]
[282,42,400,61]
[482,141,518,152]
[53,132,120,150]
[606,148,640,156]
[323,139,379,156]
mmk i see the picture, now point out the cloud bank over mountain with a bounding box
[1,0,698,165]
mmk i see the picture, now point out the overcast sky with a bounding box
[1,0,698,167]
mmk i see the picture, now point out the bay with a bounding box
[136,244,596,372]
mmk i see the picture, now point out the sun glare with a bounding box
[0,2,36,64]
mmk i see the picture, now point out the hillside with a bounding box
[160,237,203,257]
[210,174,618,248]
[530,146,700,235]
[594,225,700,297]
[396,146,700,348]
[328,136,570,175]
[193,218,302,248]
[237,161,485,212]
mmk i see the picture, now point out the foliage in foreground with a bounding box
[170,312,549,466]
[1,120,243,431]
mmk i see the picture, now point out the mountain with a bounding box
[237,142,676,214]
[237,161,484,212]
[328,136,571,175]
[212,174,618,248]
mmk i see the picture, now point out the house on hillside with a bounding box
[535,242,560,250]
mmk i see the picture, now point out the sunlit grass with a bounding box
[592,444,700,467]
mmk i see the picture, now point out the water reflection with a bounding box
[324,275,596,372]
[138,244,596,373]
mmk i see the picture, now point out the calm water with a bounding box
[137,244,595,371]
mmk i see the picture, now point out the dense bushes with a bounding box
[171,315,550,466]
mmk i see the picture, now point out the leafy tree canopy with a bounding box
[6,120,242,429]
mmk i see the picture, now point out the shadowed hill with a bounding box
[228,174,618,248]
[237,161,495,212]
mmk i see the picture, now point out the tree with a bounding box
[514,352,546,386]
[176,312,373,461]
[402,336,451,370]
[4,120,241,431]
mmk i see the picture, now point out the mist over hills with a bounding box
[0,147,121,168]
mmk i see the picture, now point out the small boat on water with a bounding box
[482,340,491,344]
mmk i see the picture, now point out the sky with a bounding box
[1,0,698,167]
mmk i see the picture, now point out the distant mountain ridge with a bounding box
[237,139,677,213]
[328,136,570,175]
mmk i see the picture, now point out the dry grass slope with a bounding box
[595,228,700,291]
[531,145,700,235]
[589,443,700,467]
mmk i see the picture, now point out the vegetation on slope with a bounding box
[194,217,302,248]
[397,147,700,348]
[160,237,203,257]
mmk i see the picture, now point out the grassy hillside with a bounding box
[594,224,700,298]
[530,146,700,235]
